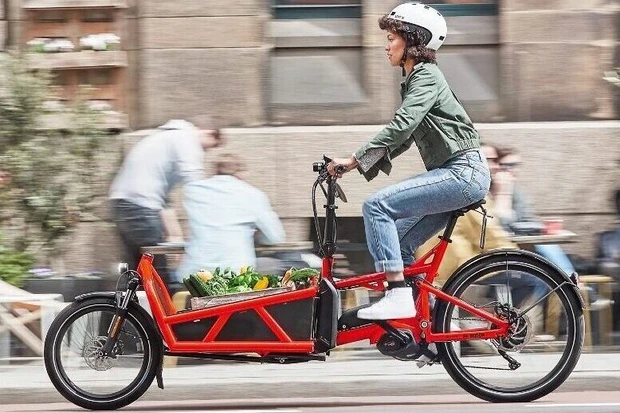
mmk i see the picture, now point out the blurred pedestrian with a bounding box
[596,189,620,329]
[109,116,222,294]
[326,3,490,320]
[491,146,577,277]
[597,189,620,272]
[175,153,285,280]
[0,171,10,188]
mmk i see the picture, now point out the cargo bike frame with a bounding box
[44,157,585,410]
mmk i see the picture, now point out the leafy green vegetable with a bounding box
[266,275,280,288]
[289,268,319,281]
[184,267,318,297]
[227,285,252,294]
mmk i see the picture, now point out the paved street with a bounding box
[3,392,620,413]
[1,351,620,411]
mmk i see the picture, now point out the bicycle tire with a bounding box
[44,297,163,410]
[434,250,584,402]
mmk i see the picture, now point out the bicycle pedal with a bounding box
[415,354,440,368]
[415,344,439,368]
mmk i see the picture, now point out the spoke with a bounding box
[504,252,511,305]
[517,281,570,318]
[57,308,148,395]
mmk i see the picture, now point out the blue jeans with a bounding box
[112,199,181,294]
[534,244,575,276]
[362,150,491,272]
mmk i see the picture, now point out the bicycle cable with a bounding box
[312,175,326,257]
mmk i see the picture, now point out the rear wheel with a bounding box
[44,297,162,410]
[434,252,584,402]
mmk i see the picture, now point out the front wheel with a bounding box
[44,297,163,410]
[434,252,584,402]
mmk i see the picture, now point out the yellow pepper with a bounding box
[253,276,269,290]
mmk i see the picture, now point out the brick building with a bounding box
[2,0,619,275]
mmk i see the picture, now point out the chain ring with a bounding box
[83,336,117,371]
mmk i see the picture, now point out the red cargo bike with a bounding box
[44,157,584,410]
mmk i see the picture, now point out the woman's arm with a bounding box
[354,69,438,162]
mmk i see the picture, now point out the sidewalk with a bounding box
[1,351,620,393]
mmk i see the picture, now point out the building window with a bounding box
[51,71,71,86]
[79,69,113,86]
[419,1,498,16]
[272,0,361,19]
[81,10,114,23]
[34,10,67,23]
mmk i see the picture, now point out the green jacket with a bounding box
[354,62,480,182]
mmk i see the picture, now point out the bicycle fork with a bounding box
[100,274,141,358]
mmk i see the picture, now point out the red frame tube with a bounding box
[136,236,509,356]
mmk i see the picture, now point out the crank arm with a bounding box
[376,321,411,346]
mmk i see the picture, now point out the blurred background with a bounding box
[0,0,619,361]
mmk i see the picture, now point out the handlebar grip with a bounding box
[335,165,347,174]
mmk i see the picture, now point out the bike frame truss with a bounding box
[136,233,510,355]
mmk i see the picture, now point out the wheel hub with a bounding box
[83,336,118,371]
[492,306,533,352]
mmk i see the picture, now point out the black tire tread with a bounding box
[434,252,584,403]
[44,297,163,410]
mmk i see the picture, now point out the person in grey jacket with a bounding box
[327,3,490,320]
[109,117,222,293]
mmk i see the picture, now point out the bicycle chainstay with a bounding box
[445,315,522,371]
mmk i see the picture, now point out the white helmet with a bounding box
[387,2,447,51]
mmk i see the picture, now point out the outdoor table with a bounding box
[509,230,578,246]
[141,241,315,256]
[0,293,65,357]
[141,242,185,255]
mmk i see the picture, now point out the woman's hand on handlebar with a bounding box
[327,157,358,177]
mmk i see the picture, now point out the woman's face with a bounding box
[500,154,522,176]
[385,30,406,67]
[482,145,501,177]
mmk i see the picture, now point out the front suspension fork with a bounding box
[100,274,140,357]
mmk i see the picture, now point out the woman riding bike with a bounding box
[328,2,491,320]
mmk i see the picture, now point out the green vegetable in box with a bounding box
[280,267,319,289]
[184,265,319,298]
[266,275,280,288]
[187,272,228,297]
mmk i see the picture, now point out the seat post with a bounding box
[440,211,463,242]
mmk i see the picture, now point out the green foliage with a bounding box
[0,234,34,287]
[0,52,106,254]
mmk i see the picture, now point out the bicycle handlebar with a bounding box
[312,155,347,176]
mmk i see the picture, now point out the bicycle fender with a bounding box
[75,291,117,302]
[441,248,585,310]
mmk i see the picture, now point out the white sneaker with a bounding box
[357,288,416,320]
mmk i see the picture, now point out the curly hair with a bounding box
[378,15,437,64]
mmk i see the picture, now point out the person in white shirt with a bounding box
[176,153,285,280]
[109,117,222,293]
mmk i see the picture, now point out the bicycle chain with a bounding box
[450,317,489,322]
[460,364,516,371]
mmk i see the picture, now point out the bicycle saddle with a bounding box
[457,199,486,213]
